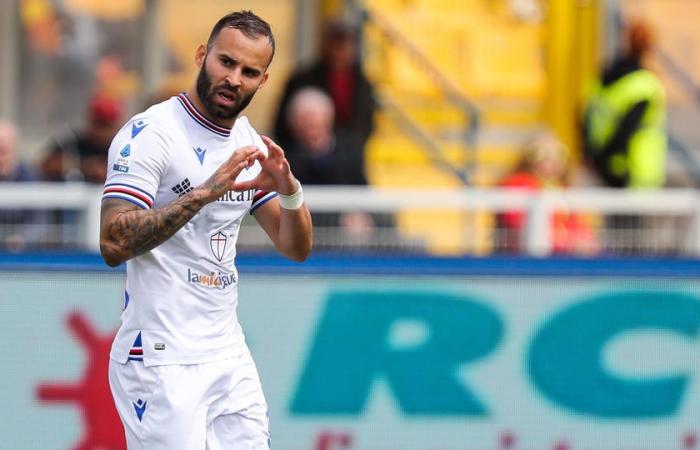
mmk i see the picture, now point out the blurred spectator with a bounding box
[581,19,667,189]
[20,0,156,131]
[284,87,391,248]
[497,132,598,255]
[273,18,377,161]
[0,121,35,183]
[285,87,366,185]
[0,120,45,251]
[581,19,667,254]
[39,93,124,183]
[20,0,101,128]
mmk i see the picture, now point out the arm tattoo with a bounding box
[102,189,208,261]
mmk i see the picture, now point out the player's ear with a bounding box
[195,44,207,68]
[257,72,269,91]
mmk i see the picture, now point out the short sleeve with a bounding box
[250,190,278,214]
[241,117,278,214]
[102,119,169,209]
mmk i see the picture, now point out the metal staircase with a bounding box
[353,0,546,188]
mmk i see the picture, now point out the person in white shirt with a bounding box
[99,10,312,450]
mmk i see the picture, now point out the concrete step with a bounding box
[669,105,700,148]
[666,105,700,186]
[379,90,543,128]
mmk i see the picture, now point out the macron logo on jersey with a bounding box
[131,121,147,138]
[193,147,206,165]
[133,399,147,422]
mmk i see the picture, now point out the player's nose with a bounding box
[224,69,242,89]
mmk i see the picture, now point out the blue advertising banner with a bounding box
[1,254,699,449]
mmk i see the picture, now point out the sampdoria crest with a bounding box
[210,231,228,262]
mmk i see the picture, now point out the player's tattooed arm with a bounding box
[100,146,265,266]
[99,191,208,266]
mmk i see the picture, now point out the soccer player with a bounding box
[99,11,312,449]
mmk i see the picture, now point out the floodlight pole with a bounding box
[142,0,163,98]
[295,0,321,67]
[0,0,19,121]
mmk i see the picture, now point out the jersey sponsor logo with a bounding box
[133,398,147,422]
[210,231,228,262]
[131,120,147,138]
[217,188,254,203]
[119,144,131,158]
[113,144,132,173]
[193,147,206,165]
[186,268,236,289]
[171,178,193,197]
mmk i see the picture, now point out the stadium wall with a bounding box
[2,253,700,450]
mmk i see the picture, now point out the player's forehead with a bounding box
[208,27,272,69]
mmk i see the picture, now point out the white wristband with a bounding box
[278,182,304,210]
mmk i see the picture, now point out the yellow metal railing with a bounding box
[545,0,601,156]
[355,0,482,184]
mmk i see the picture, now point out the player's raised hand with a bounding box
[233,136,299,195]
[203,145,265,200]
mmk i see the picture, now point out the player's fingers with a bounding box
[225,148,265,185]
[261,135,277,147]
[261,135,285,158]
[245,150,266,166]
[239,148,263,167]
[232,177,257,191]
[232,145,260,162]
[236,145,259,154]
[228,160,250,179]
[278,156,291,174]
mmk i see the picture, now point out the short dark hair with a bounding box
[206,10,275,60]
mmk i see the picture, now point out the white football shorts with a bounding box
[109,352,270,450]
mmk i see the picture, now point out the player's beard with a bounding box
[196,61,256,121]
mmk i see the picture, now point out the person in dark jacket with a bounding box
[581,19,666,254]
[284,87,366,185]
[582,19,666,189]
[284,87,396,248]
[40,93,124,183]
[273,19,376,160]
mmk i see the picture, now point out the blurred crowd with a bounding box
[0,9,671,256]
[496,18,666,256]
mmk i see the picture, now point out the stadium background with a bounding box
[2,0,700,449]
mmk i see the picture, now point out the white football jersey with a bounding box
[103,93,277,367]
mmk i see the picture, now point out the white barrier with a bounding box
[1,183,699,256]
